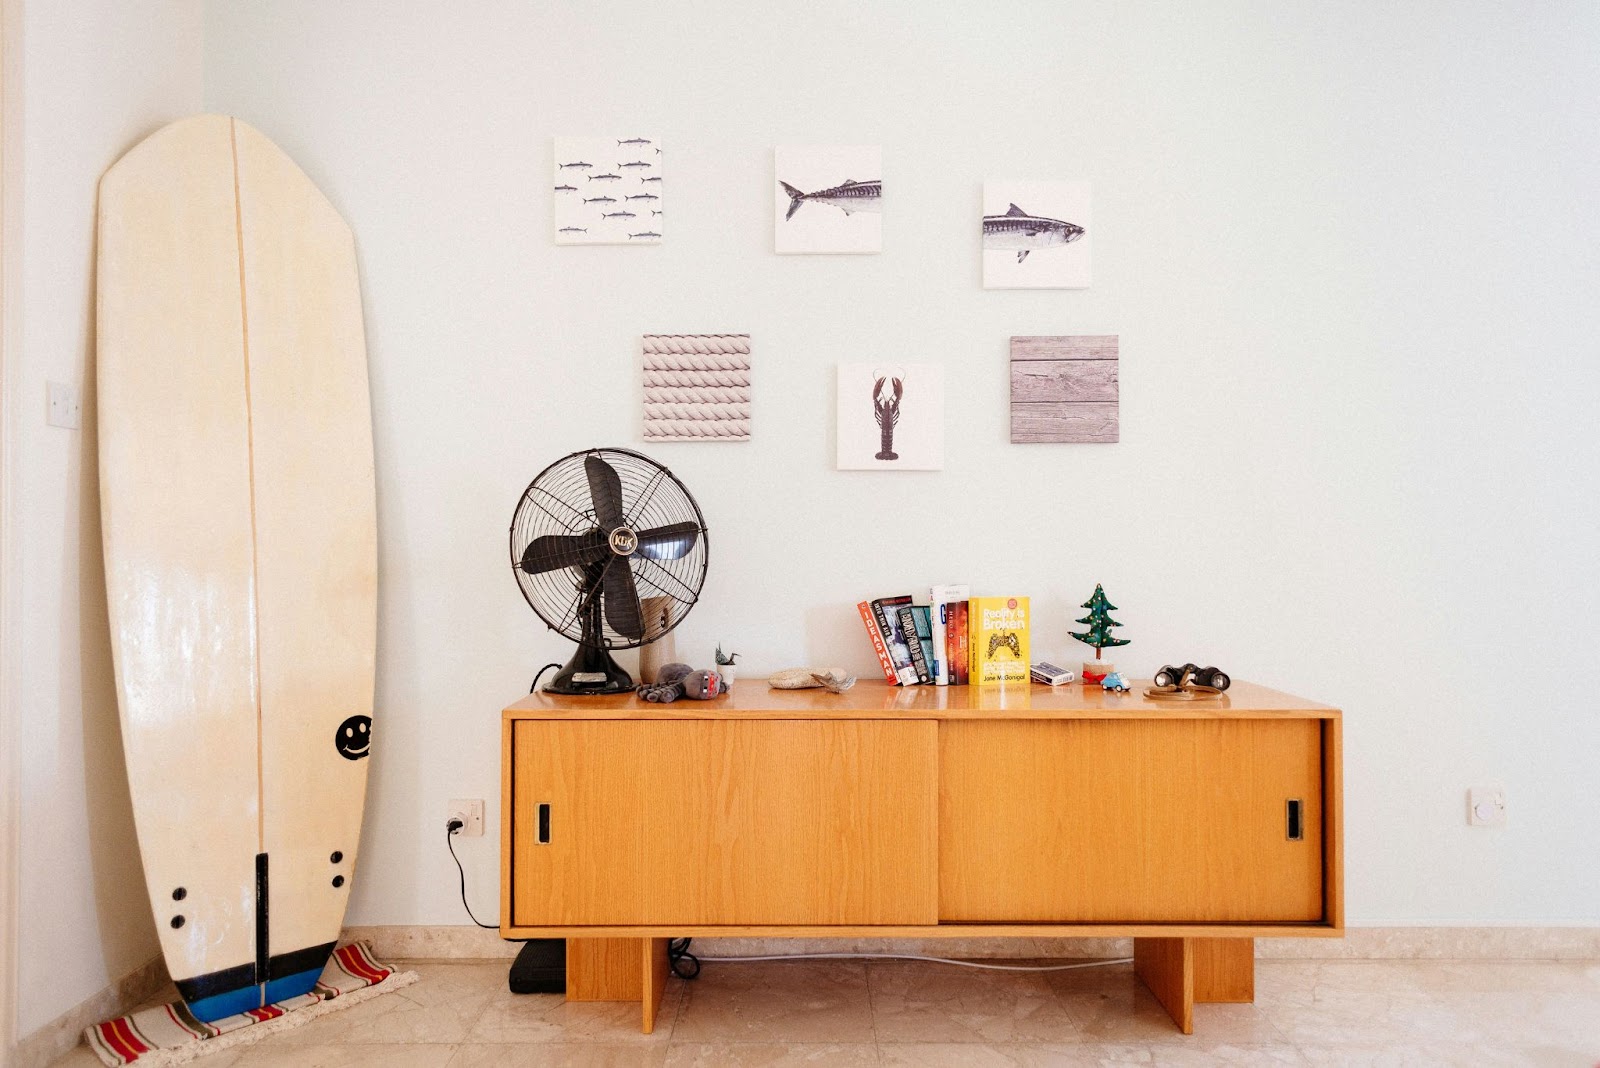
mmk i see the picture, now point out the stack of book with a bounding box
[856,589,1031,686]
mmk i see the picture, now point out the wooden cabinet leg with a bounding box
[1133,937,1193,1034]
[1193,938,1254,1003]
[567,938,644,1001]
[641,937,669,1034]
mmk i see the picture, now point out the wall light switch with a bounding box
[1468,786,1506,827]
[47,380,82,429]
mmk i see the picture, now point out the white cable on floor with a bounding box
[694,953,1134,972]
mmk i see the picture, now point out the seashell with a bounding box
[812,669,856,693]
[769,668,823,689]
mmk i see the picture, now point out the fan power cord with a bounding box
[667,938,700,979]
[694,949,1134,972]
[530,662,562,694]
[662,938,1128,977]
[446,819,498,930]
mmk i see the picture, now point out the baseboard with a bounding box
[341,925,1600,964]
[12,954,168,1068]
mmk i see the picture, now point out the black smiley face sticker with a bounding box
[335,715,372,760]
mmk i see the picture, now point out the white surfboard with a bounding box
[97,115,376,1022]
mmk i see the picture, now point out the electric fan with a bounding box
[510,448,708,694]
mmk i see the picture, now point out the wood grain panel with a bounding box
[510,720,937,927]
[1011,402,1119,443]
[1010,360,1119,403]
[511,722,649,926]
[642,938,670,1034]
[645,720,936,925]
[566,938,643,1001]
[1193,938,1254,1002]
[940,719,1323,922]
[1134,937,1192,1034]
[1010,335,1120,361]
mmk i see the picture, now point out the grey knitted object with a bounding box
[637,662,692,702]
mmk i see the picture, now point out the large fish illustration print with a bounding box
[982,204,1084,263]
[779,178,882,221]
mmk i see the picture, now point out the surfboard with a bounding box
[96,115,376,1022]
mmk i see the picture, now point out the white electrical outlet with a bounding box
[47,380,82,429]
[448,798,485,837]
[1468,787,1506,827]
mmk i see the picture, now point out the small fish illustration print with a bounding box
[602,210,637,219]
[640,175,662,183]
[629,231,662,239]
[584,196,617,204]
[618,160,651,169]
[558,227,588,233]
[981,203,1084,263]
[558,161,592,169]
[554,184,577,192]
[625,193,659,202]
[779,178,882,221]
[588,173,622,181]
[618,137,651,146]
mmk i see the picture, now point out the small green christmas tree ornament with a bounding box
[1070,584,1130,681]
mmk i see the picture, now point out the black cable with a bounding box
[668,937,700,980]
[446,821,498,930]
[530,662,562,693]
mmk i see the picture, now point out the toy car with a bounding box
[1101,671,1131,693]
[1153,663,1231,691]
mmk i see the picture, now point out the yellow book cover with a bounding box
[968,596,1031,685]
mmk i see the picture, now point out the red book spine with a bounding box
[857,600,898,684]
[950,601,970,685]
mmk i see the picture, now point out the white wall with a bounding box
[198,1,1600,931]
[12,0,204,1037]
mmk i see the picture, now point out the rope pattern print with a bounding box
[642,334,751,440]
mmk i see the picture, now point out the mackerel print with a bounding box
[554,136,663,245]
[774,145,883,254]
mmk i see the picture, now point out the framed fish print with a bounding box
[554,136,662,245]
[982,181,1090,289]
[775,145,882,254]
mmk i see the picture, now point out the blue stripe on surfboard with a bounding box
[264,965,323,1005]
[184,984,265,1022]
[184,966,321,1021]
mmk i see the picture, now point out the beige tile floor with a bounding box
[51,956,1600,1067]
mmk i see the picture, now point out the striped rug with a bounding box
[85,942,417,1066]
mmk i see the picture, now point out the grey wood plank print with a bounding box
[1010,335,1119,443]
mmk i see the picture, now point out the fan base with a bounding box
[543,643,636,696]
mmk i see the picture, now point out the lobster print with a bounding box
[872,375,903,461]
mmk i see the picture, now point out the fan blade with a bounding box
[521,531,606,574]
[602,559,646,640]
[634,520,701,562]
[585,454,626,531]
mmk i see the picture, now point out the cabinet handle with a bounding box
[537,803,551,845]
[1286,798,1304,841]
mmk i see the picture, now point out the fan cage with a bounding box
[509,447,709,650]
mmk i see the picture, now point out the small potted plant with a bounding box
[715,645,740,687]
[1069,584,1129,685]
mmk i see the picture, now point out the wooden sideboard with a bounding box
[501,680,1343,1034]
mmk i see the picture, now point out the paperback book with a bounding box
[969,596,1031,685]
[871,595,919,685]
[929,584,970,686]
[898,605,935,685]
